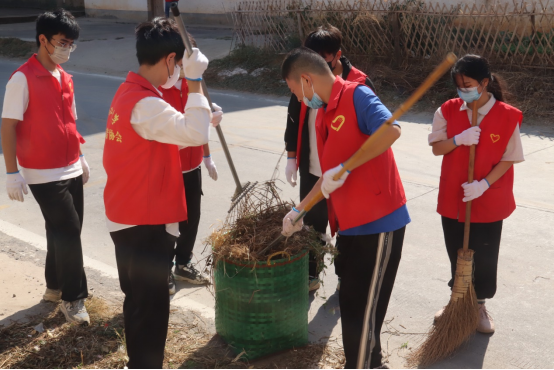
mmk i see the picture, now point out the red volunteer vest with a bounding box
[12,54,83,169]
[437,98,522,223]
[318,77,406,234]
[160,82,204,171]
[296,66,369,169]
[103,72,187,225]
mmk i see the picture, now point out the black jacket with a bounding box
[284,56,375,176]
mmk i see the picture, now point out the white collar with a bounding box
[459,93,496,115]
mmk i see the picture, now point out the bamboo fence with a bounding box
[230,0,554,68]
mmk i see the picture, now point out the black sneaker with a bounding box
[169,271,176,295]
[174,263,210,285]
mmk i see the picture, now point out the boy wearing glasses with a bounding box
[1,9,90,324]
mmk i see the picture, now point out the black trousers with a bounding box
[338,227,405,369]
[171,168,202,270]
[112,225,177,369]
[28,176,88,302]
[441,216,503,300]
[299,172,329,278]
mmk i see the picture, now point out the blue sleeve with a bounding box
[353,85,399,136]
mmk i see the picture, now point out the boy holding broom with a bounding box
[103,18,212,368]
[280,47,410,368]
[1,9,90,324]
[284,25,375,291]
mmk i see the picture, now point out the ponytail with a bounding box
[487,72,511,103]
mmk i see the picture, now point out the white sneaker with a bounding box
[60,299,90,325]
[477,303,495,334]
[43,288,62,303]
[434,306,446,323]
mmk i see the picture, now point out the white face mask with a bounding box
[161,62,181,89]
[48,44,71,64]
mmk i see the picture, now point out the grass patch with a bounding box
[0,296,345,368]
[0,38,36,59]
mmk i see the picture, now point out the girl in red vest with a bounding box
[103,18,212,368]
[281,47,410,369]
[160,45,223,293]
[284,25,376,292]
[429,54,524,334]
[1,9,90,325]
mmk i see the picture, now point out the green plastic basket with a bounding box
[214,250,309,360]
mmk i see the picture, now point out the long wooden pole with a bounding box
[463,101,479,251]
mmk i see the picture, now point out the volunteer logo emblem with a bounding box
[331,115,346,131]
[490,133,500,143]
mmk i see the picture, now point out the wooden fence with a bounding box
[231,0,554,68]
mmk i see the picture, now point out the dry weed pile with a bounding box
[0,296,345,369]
[208,181,332,263]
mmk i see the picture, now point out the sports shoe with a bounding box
[60,299,90,325]
[477,303,495,334]
[43,288,62,303]
[434,306,445,323]
[169,271,176,295]
[309,278,321,292]
[336,278,341,291]
[174,263,210,285]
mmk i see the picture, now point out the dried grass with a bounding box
[0,296,345,369]
[208,181,332,263]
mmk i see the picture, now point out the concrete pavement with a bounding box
[0,45,553,368]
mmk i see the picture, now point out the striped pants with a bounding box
[336,227,406,368]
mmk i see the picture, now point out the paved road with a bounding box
[0,57,553,368]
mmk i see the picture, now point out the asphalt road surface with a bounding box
[0,58,553,368]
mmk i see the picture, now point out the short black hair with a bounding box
[135,17,185,66]
[281,47,330,80]
[35,8,80,47]
[304,25,342,56]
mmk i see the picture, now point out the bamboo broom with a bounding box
[407,101,481,368]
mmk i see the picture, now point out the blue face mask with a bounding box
[301,78,324,109]
[457,85,483,103]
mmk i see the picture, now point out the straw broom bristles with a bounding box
[407,249,479,368]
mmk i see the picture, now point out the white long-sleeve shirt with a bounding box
[106,84,211,237]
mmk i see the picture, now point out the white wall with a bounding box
[84,0,148,11]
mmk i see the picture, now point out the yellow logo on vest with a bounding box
[490,133,500,143]
[106,129,122,143]
[331,115,346,131]
[68,81,73,94]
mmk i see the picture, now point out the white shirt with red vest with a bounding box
[105,73,211,237]
[2,57,83,184]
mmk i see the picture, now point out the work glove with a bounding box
[203,155,218,181]
[285,157,297,187]
[211,103,223,127]
[80,155,90,185]
[182,48,208,81]
[454,126,481,146]
[6,172,28,202]
[462,179,489,202]
[282,207,303,237]
[321,164,349,199]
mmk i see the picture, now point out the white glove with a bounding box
[285,158,297,187]
[321,164,349,199]
[211,103,223,127]
[462,179,489,202]
[80,155,90,185]
[6,172,28,202]
[454,126,481,146]
[203,155,218,181]
[282,207,303,237]
[182,48,208,81]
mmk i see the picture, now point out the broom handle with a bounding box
[463,102,479,251]
[298,53,457,216]
[170,3,244,197]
